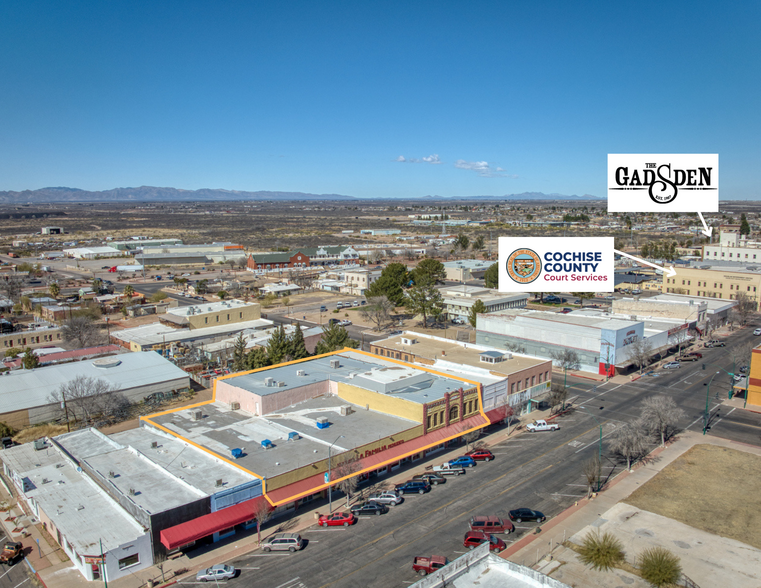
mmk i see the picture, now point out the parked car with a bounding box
[328,318,340,325]
[463,531,506,553]
[351,502,389,517]
[663,361,681,369]
[508,508,546,523]
[469,515,514,534]
[339,320,352,326]
[0,542,23,565]
[544,295,561,303]
[684,352,703,360]
[394,480,431,495]
[466,449,495,462]
[413,556,448,576]
[260,533,304,552]
[754,328,761,336]
[320,305,327,312]
[680,354,700,362]
[451,318,466,325]
[733,374,745,382]
[431,464,466,475]
[318,512,356,527]
[705,340,725,347]
[365,490,403,505]
[739,365,749,374]
[412,472,446,486]
[352,300,360,307]
[196,565,237,582]
[525,419,559,432]
[447,456,477,468]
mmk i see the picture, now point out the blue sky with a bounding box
[1,1,759,199]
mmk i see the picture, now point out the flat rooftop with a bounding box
[648,293,735,312]
[147,394,416,480]
[112,319,273,347]
[165,299,256,318]
[442,259,492,270]
[374,332,549,376]
[488,308,639,331]
[218,350,469,405]
[0,441,145,553]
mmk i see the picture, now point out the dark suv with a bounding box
[394,480,431,495]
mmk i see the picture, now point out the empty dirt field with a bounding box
[625,444,761,549]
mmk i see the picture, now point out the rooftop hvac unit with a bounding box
[33,439,46,451]
[192,410,203,421]
[316,417,330,429]
[230,401,240,410]
[296,370,306,377]
[277,381,286,387]
[330,359,340,369]
[261,439,273,449]
[108,471,116,478]
[215,479,224,487]
[339,405,354,416]
[401,337,415,345]
[505,353,513,360]
[264,377,274,387]
[151,441,158,449]
[231,448,243,459]
[129,488,137,496]
[288,432,300,441]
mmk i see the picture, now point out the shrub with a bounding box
[638,547,681,587]
[0,422,16,438]
[577,531,625,571]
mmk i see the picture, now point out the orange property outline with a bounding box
[140,347,489,507]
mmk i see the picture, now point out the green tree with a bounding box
[245,347,270,370]
[232,333,248,371]
[22,347,39,370]
[577,531,625,572]
[49,282,60,299]
[217,290,228,300]
[196,279,209,294]
[92,278,103,292]
[484,263,499,288]
[0,422,16,438]
[4,347,22,358]
[266,325,289,364]
[288,326,310,360]
[151,291,168,303]
[411,258,446,285]
[454,233,469,251]
[314,323,359,355]
[366,274,404,306]
[123,284,135,298]
[468,299,487,327]
[472,235,485,251]
[740,213,751,236]
[404,282,444,327]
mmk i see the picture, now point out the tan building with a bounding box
[662,266,761,310]
[158,299,261,329]
[1,324,63,351]
[342,268,382,296]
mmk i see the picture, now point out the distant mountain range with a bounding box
[0,186,602,203]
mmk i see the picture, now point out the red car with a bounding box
[318,512,356,527]
[463,531,506,553]
[466,449,495,462]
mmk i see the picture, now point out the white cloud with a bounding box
[455,159,516,178]
[395,154,442,164]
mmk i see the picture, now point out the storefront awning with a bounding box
[160,496,268,550]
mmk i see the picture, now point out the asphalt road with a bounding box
[173,325,761,588]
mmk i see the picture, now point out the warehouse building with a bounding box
[0,351,190,428]
[63,246,124,259]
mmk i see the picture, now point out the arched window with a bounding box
[449,405,459,421]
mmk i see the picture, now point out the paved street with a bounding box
[172,326,761,588]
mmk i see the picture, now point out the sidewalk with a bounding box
[500,430,761,582]
[1,407,554,588]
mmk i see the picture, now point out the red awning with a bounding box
[160,496,268,550]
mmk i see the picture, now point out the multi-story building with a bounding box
[342,268,382,295]
[439,285,528,321]
[442,259,493,282]
[702,227,761,262]
[662,266,761,310]
[0,322,62,350]
[158,299,261,330]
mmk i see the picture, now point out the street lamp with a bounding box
[327,434,345,513]
[579,404,604,491]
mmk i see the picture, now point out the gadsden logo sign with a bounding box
[499,237,614,293]
[607,154,718,213]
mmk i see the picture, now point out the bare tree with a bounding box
[550,349,581,387]
[733,292,756,325]
[62,316,105,348]
[547,383,568,414]
[333,455,363,507]
[640,396,685,447]
[368,250,384,264]
[48,375,123,427]
[728,340,754,375]
[253,498,273,545]
[583,454,601,497]
[608,421,648,471]
[626,337,653,374]
[462,429,480,452]
[670,327,691,358]
[0,275,24,303]
[728,309,741,330]
[504,341,527,354]
[360,296,395,331]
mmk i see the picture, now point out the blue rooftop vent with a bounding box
[288,432,300,441]
[261,439,273,449]
[316,417,330,429]
[231,448,243,459]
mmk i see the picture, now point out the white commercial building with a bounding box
[442,259,493,282]
[63,246,124,259]
[702,229,761,262]
[440,285,529,320]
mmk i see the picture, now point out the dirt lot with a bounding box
[625,444,761,549]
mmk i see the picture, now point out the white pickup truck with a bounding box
[526,419,559,432]
[430,464,466,476]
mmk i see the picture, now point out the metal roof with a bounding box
[0,351,189,412]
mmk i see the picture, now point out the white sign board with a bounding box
[607,153,718,212]
[498,237,614,293]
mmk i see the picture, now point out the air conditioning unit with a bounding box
[230,401,240,410]
[264,377,274,387]
[296,370,306,377]
[33,439,47,451]
[215,479,223,487]
[192,410,203,421]
[276,381,285,387]
[339,405,353,416]
[151,441,158,448]
[288,432,300,441]
[401,337,415,345]
[330,359,340,369]
[316,417,330,429]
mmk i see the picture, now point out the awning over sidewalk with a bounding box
[159,496,268,550]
